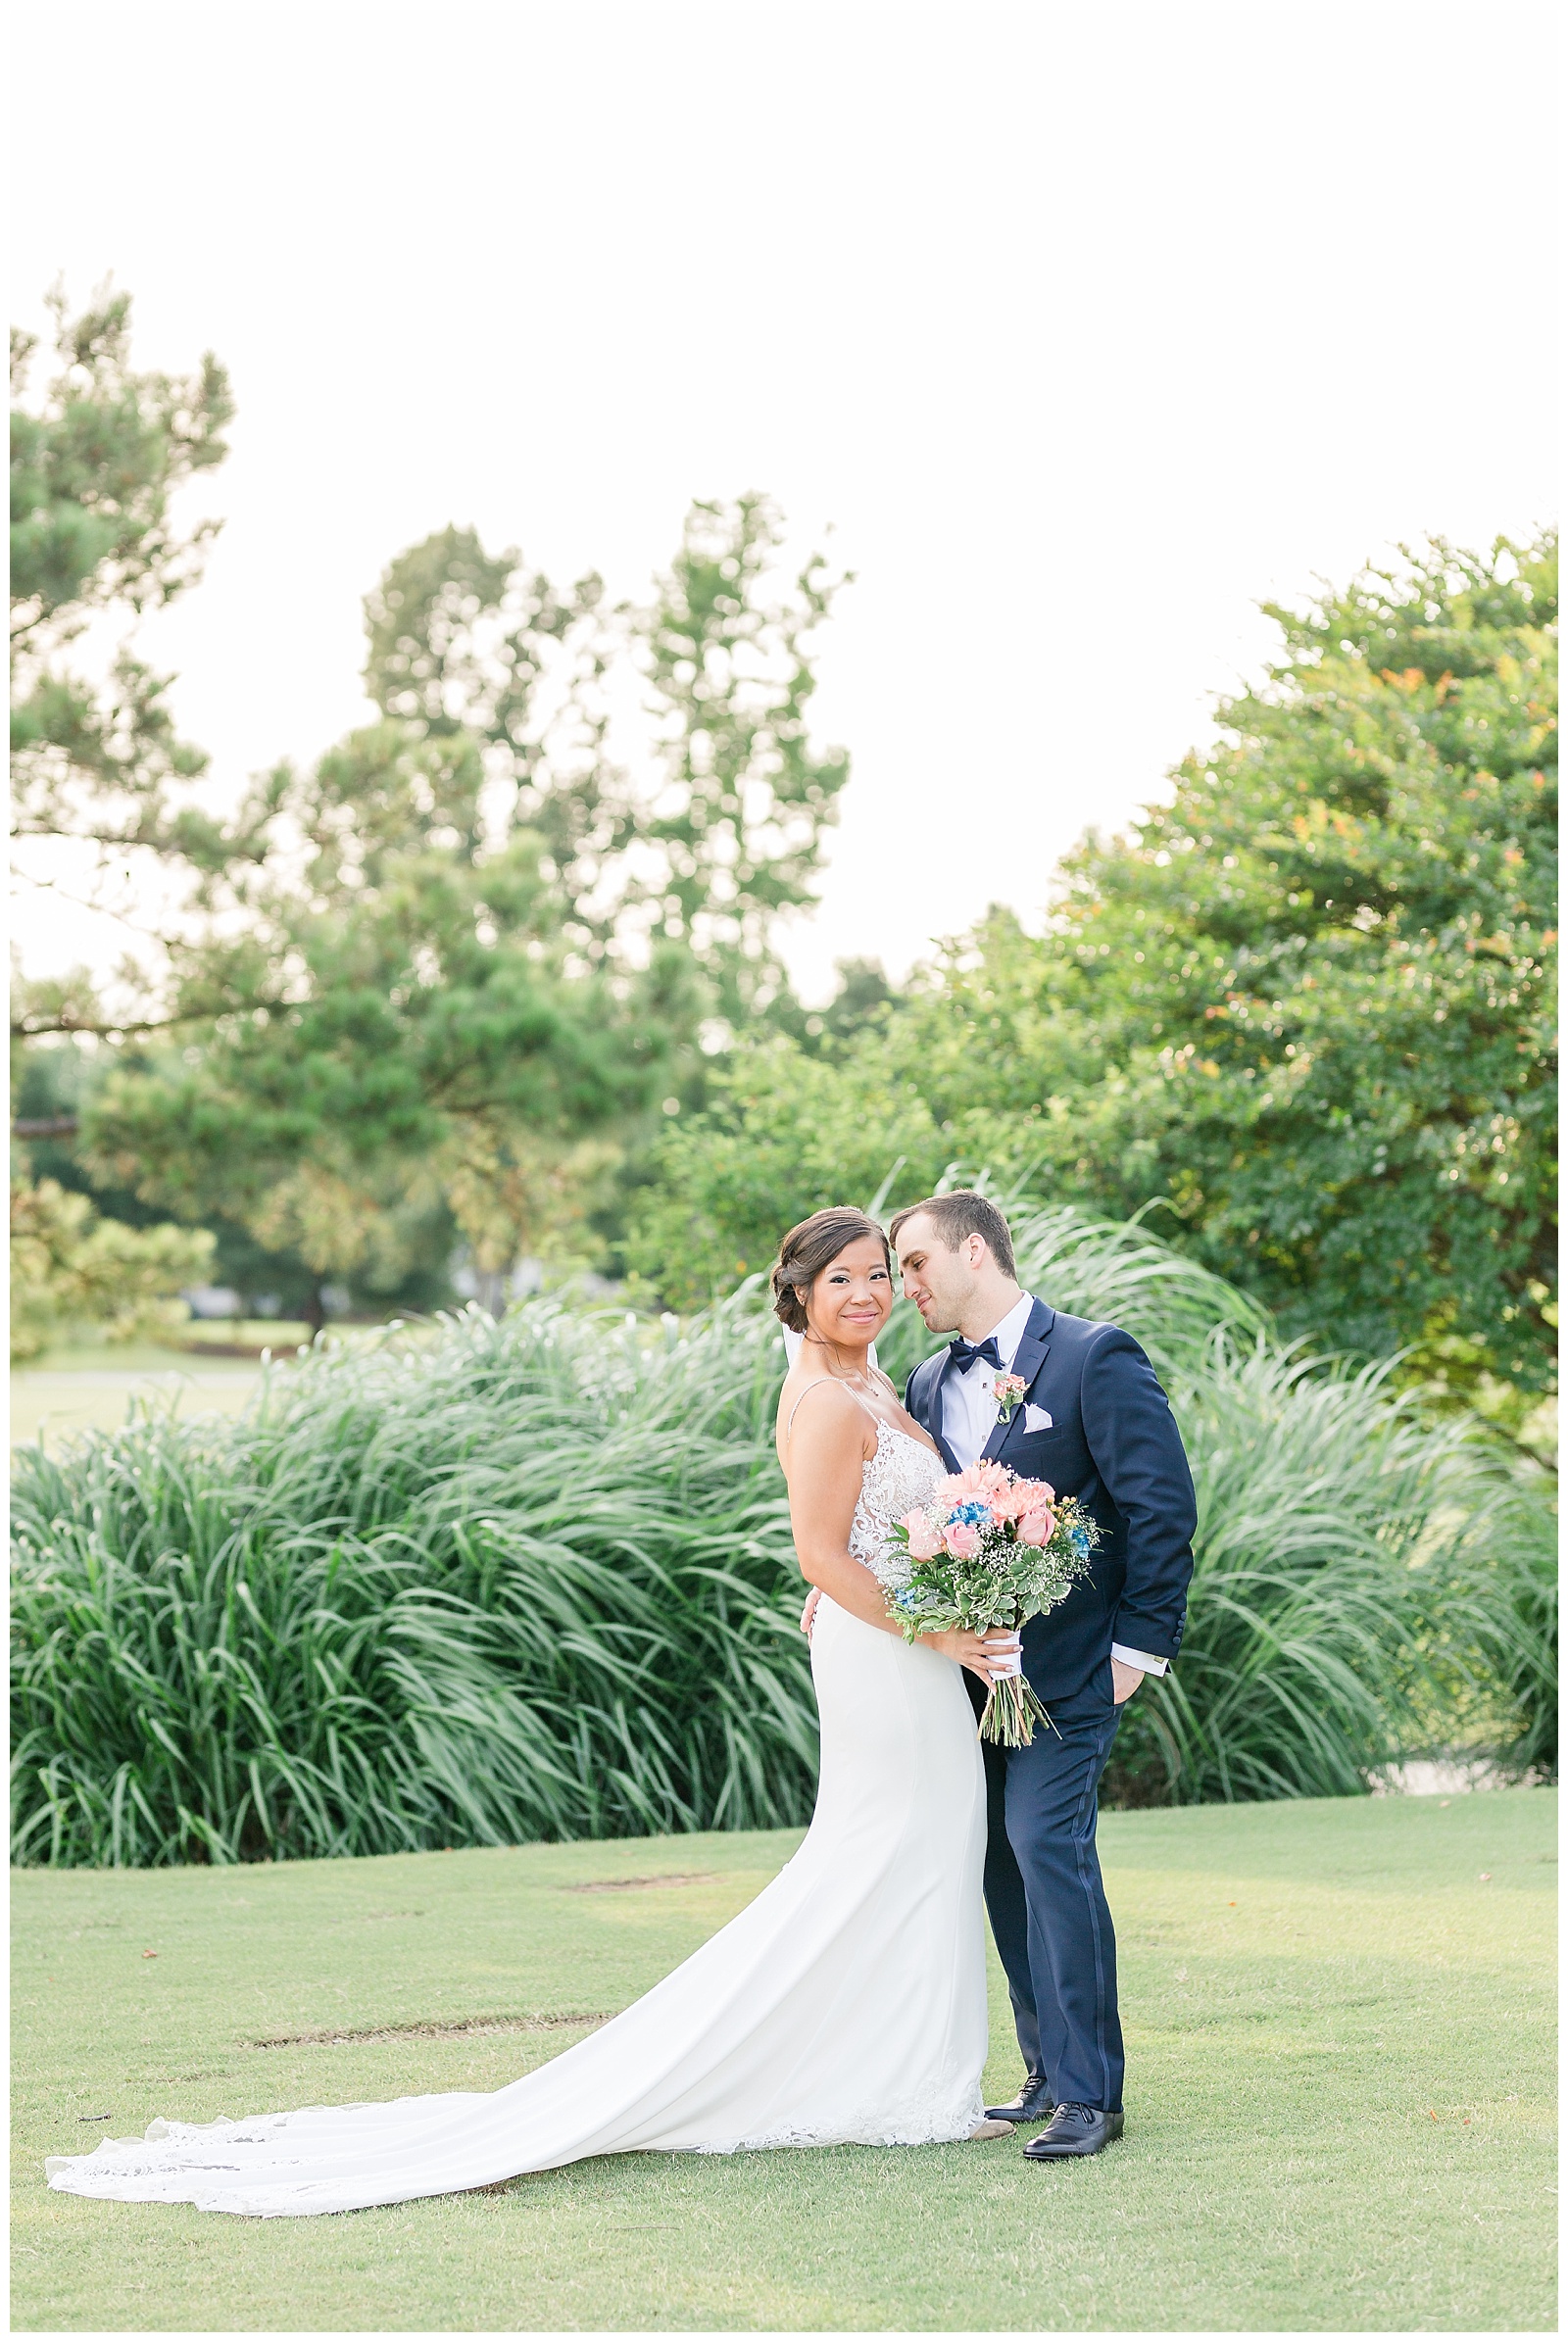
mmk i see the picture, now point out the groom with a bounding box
[891,1193,1197,2159]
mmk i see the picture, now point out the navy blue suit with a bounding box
[906,1297,1197,2110]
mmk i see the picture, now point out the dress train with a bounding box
[46,1426,988,2217]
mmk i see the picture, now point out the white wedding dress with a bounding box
[46,1420,989,2217]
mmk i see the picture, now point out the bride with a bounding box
[46,1207,1018,2218]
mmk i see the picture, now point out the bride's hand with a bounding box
[801,1587,821,1638]
[926,1627,1018,1682]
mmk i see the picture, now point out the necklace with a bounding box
[802,1331,882,1395]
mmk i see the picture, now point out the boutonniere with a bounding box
[993,1372,1028,1423]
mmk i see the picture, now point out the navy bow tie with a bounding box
[949,1334,1004,1375]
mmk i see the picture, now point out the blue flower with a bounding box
[1069,1525,1091,1557]
[950,1498,991,1528]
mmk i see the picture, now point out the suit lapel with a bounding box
[912,1350,962,1473]
[981,1297,1055,1462]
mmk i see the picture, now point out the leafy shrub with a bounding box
[11,1210,1554,1865]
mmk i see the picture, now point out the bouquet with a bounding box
[883,1460,1100,1746]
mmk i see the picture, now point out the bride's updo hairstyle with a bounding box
[771,1207,892,1334]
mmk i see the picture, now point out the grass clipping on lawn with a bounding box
[11,1202,1556,1866]
[11,1791,1557,2333]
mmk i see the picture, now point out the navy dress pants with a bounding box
[970,1662,1125,2112]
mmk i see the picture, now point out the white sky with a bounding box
[10,0,1557,1005]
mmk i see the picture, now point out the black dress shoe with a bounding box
[1023,2103,1125,2159]
[985,2073,1055,2123]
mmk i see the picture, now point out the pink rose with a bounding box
[1017,1506,1056,1547]
[1013,1473,1055,1508]
[901,1510,943,1561]
[944,1522,981,1559]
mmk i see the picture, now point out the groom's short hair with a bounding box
[889,1192,1017,1279]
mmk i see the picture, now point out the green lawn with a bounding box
[11,1791,1556,2333]
[9,1350,266,1450]
[10,1327,322,1450]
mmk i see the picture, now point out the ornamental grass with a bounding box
[11,1206,1553,1865]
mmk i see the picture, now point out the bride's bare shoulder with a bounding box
[775,1374,873,1462]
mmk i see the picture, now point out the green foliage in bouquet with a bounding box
[884,1463,1100,1744]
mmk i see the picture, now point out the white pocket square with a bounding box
[1023,1404,1054,1432]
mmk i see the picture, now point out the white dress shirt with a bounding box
[940,1292,1168,1680]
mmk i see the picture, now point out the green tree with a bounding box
[13,1036,353,1323]
[10,289,852,1314]
[10,1173,214,1362]
[358,498,851,1009]
[80,504,851,1306]
[361,522,629,930]
[80,726,681,1312]
[628,536,1558,1406]
[11,285,250,1334]
[637,496,852,1022]
[10,284,285,1035]
[622,1032,948,1311]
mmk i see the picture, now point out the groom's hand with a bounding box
[1110,1659,1144,1705]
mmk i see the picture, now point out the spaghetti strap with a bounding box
[784,1378,881,1444]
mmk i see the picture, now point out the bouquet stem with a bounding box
[978,1670,1056,1747]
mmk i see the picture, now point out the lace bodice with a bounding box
[850,1421,946,1587]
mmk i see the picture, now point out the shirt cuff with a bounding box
[1110,1642,1169,1677]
